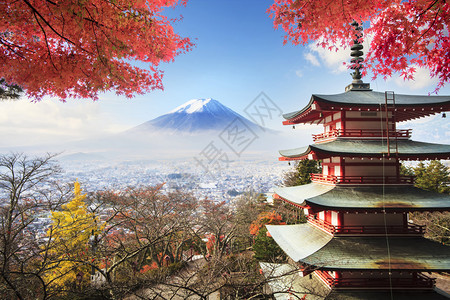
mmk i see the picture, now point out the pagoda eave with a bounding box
[279,139,450,161]
[273,184,450,211]
[267,224,450,271]
[305,202,450,213]
[302,236,450,271]
[273,194,310,209]
[283,91,450,125]
[280,152,450,162]
[277,196,450,214]
[284,103,450,125]
[326,289,450,300]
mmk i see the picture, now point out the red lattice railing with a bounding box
[312,129,412,142]
[307,215,425,235]
[311,173,415,185]
[315,270,434,289]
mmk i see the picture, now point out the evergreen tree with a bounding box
[282,159,321,187]
[253,228,286,262]
[250,212,287,262]
[0,79,22,100]
[401,161,450,244]
[413,161,450,194]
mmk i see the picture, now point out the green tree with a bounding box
[413,161,450,194]
[0,79,23,100]
[232,192,267,252]
[250,211,287,263]
[253,228,286,262]
[401,161,450,244]
[399,163,414,177]
[282,159,321,187]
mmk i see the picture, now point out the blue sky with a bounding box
[1,0,449,147]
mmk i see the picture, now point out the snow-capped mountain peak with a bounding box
[129,98,266,134]
[169,98,217,114]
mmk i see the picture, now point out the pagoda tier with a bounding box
[326,290,450,299]
[273,184,450,212]
[279,139,450,187]
[267,223,450,271]
[260,262,448,299]
[282,90,450,125]
[267,223,450,291]
[279,139,450,161]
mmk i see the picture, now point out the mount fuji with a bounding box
[128,98,264,134]
[20,98,287,161]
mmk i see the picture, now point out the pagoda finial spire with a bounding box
[350,21,364,83]
[345,21,371,91]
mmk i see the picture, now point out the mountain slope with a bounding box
[128,98,263,134]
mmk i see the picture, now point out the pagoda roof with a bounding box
[274,183,450,211]
[266,224,333,262]
[267,223,450,271]
[326,289,450,300]
[283,90,450,124]
[279,139,450,160]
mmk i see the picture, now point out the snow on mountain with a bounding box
[169,98,217,114]
[128,98,265,134]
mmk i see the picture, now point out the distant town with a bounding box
[58,157,290,201]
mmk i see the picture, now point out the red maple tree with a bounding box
[249,211,286,236]
[269,0,450,92]
[1,0,193,100]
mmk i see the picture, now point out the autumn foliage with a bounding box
[45,181,103,290]
[1,0,193,100]
[249,211,286,236]
[269,0,450,91]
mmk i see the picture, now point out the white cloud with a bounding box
[393,65,438,90]
[305,40,349,73]
[305,34,374,74]
[0,98,128,147]
[295,69,303,78]
[309,45,349,73]
[304,53,320,66]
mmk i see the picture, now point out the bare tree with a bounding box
[86,185,201,298]
[0,153,66,300]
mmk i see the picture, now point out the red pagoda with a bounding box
[266,23,450,299]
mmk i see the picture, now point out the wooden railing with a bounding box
[310,174,338,184]
[315,270,435,289]
[311,173,415,185]
[334,224,426,235]
[307,215,425,235]
[306,215,335,233]
[312,129,412,142]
